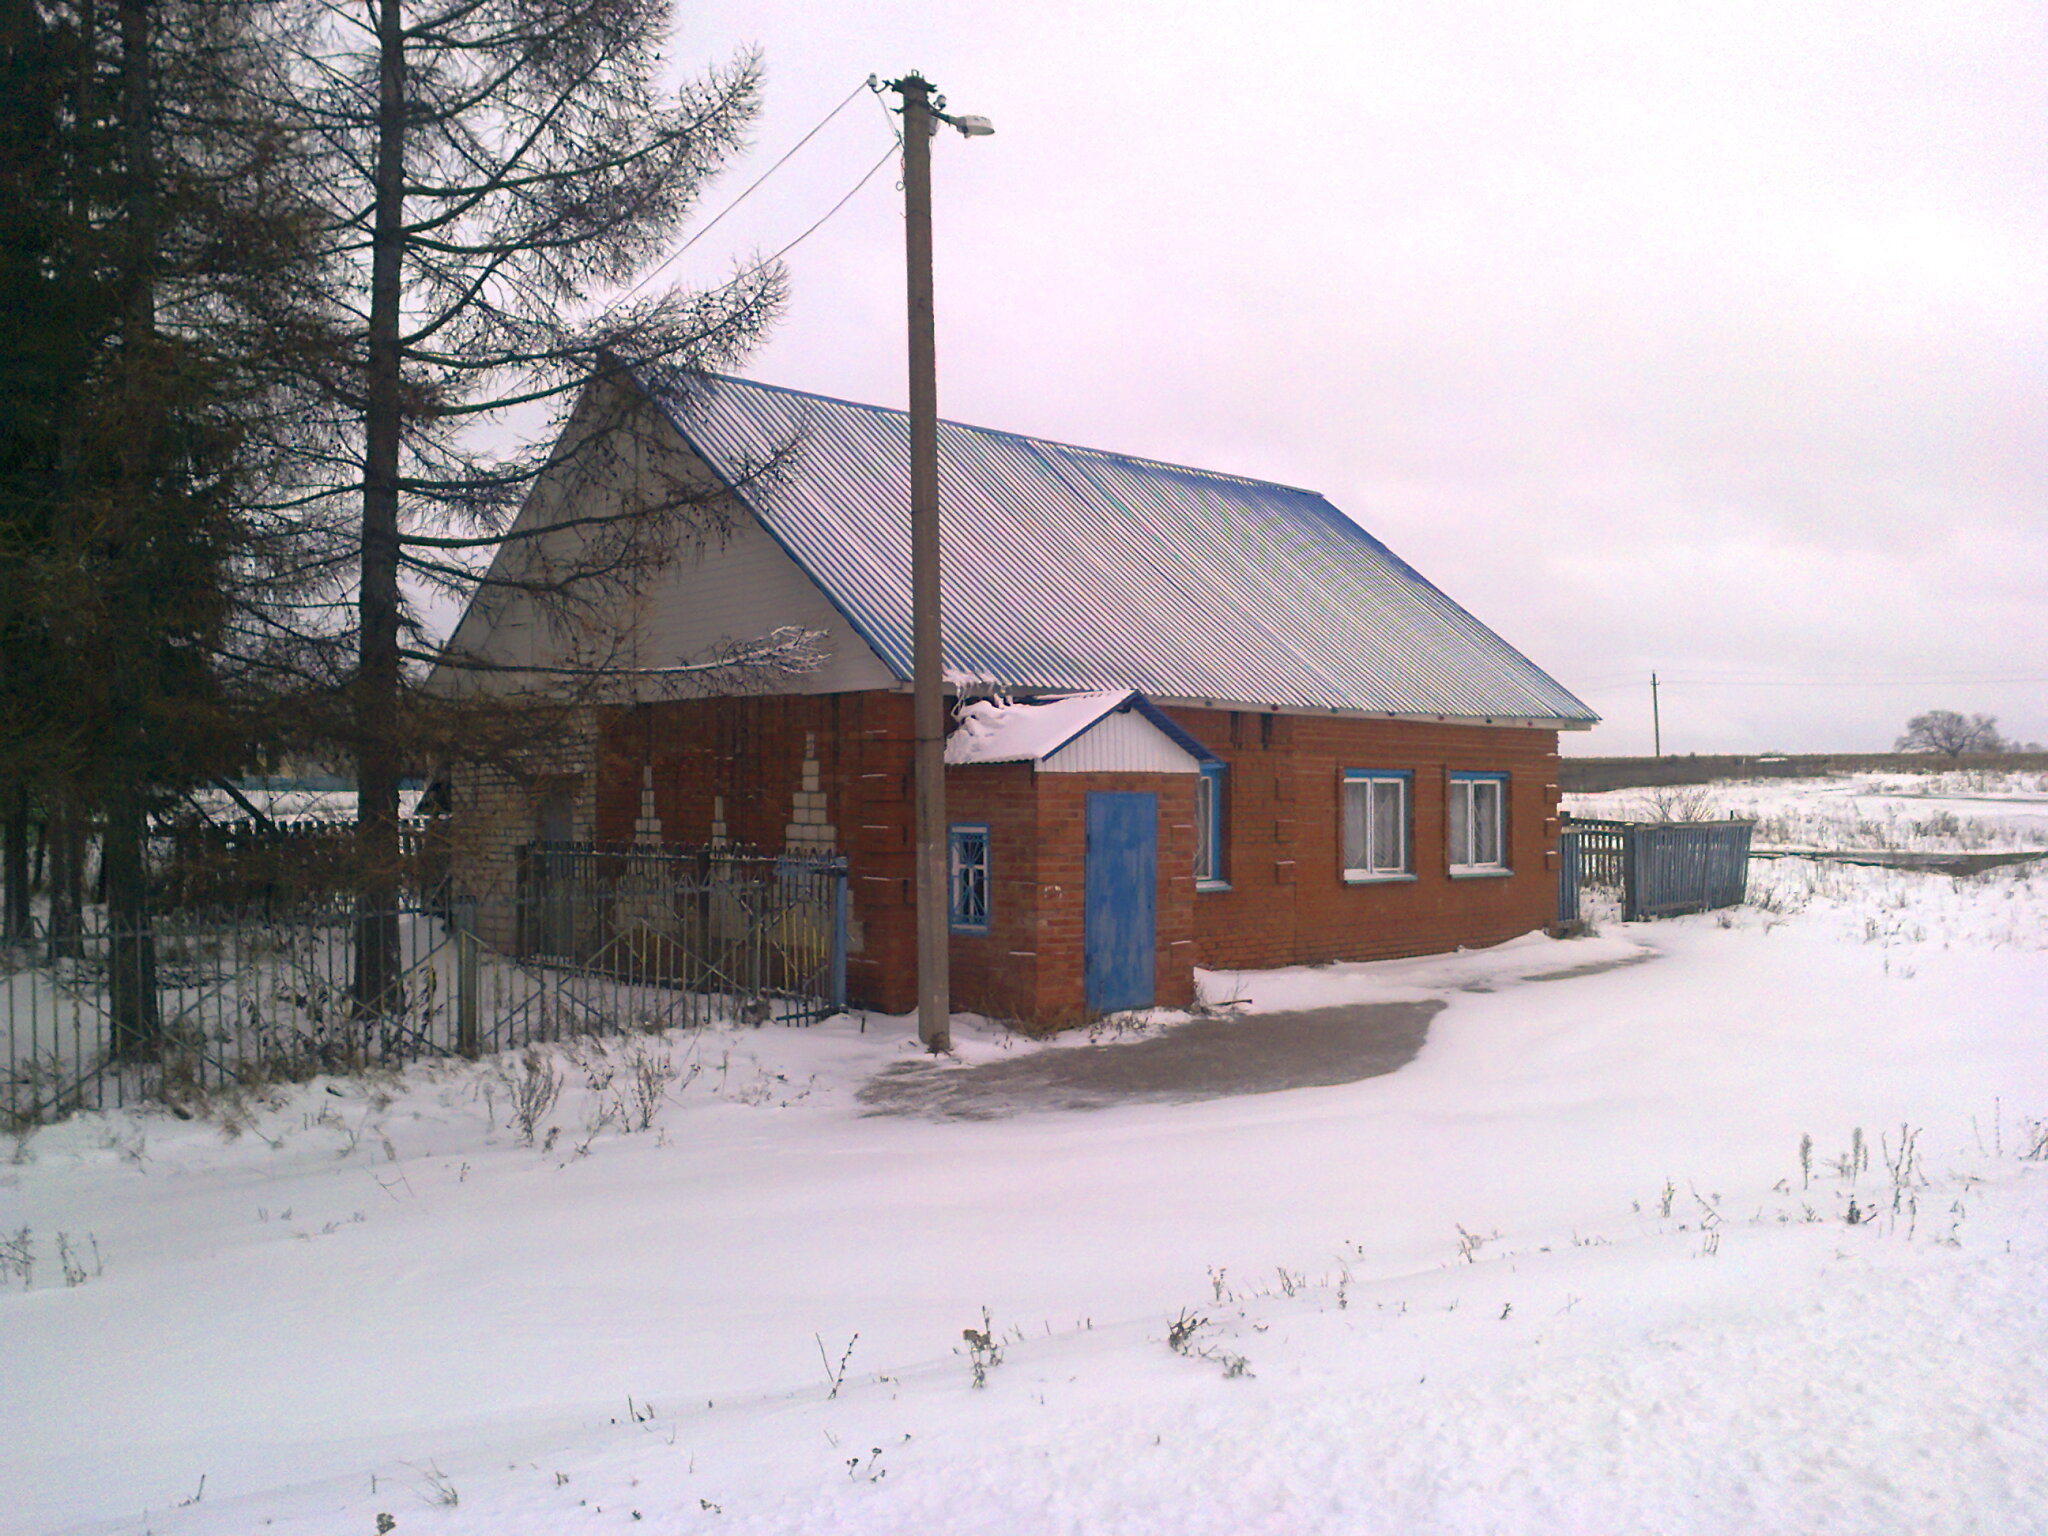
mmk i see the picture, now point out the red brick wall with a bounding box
[947,768,1199,1022]
[589,693,1560,1019]
[596,692,920,1013]
[842,694,918,1012]
[1161,708,1562,971]
[1030,773,1198,1017]
[596,694,875,850]
[944,763,1040,1020]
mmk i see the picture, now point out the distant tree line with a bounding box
[0,0,799,1051]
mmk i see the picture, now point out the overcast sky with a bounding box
[632,0,2045,755]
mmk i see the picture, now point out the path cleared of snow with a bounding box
[855,1001,1445,1118]
[5,779,2047,1535]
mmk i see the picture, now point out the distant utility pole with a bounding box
[1651,672,1662,758]
[887,74,992,1054]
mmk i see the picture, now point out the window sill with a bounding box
[1449,867,1512,879]
[1343,872,1417,885]
[949,923,991,935]
[1196,879,1232,893]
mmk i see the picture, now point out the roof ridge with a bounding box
[655,366,1328,500]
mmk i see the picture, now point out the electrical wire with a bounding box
[750,138,899,270]
[625,75,884,300]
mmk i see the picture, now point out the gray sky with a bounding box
[644,0,2045,755]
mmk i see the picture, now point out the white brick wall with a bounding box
[444,710,596,947]
[783,732,838,852]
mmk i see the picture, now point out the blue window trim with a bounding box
[1448,772,1511,874]
[948,822,991,932]
[1196,761,1229,889]
[1341,768,1413,882]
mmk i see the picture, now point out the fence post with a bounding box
[514,844,529,959]
[455,899,480,1058]
[831,859,850,1011]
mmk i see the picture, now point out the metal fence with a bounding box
[517,843,848,1013]
[2,844,849,1126]
[1559,817,1753,924]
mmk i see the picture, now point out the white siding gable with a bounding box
[430,379,896,699]
[627,501,897,699]
[1042,710,1201,774]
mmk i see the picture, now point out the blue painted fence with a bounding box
[1558,817,1753,924]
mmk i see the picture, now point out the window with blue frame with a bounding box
[1342,769,1411,879]
[1448,773,1509,872]
[1194,761,1227,886]
[949,823,990,930]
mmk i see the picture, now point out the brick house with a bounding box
[436,369,1598,1022]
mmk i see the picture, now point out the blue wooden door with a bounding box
[1085,792,1157,1013]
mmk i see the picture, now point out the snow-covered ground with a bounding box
[5,776,2046,1535]
[1567,769,2048,853]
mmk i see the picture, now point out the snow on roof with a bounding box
[945,691,1136,766]
[945,690,1221,771]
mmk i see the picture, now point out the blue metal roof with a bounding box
[645,370,1597,725]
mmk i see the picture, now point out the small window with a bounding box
[1342,771,1410,880]
[1194,762,1228,886]
[949,824,990,930]
[1449,774,1509,872]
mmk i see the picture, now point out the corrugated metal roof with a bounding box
[646,370,1597,725]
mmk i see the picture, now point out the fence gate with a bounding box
[1623,821,1753,919]
[515,844,849,1028]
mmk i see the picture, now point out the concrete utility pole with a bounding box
[888,75,992,1054]
[1651,672,1663,758]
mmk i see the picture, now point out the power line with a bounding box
[678,130,898,301]
[625,76,884,300]
[752,139,899,270]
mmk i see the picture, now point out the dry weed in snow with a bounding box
[2,772,2044,1535]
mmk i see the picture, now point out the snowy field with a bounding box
[4,775,2047,1535]
[1568,768,2048,854]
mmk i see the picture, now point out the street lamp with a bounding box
[885,74,992,1054]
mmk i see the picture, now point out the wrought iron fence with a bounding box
[517,843,848,1006]
[2,845,849,1126]
[1558,816,1753,924]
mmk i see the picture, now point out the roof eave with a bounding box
[1139,694,1597,729]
